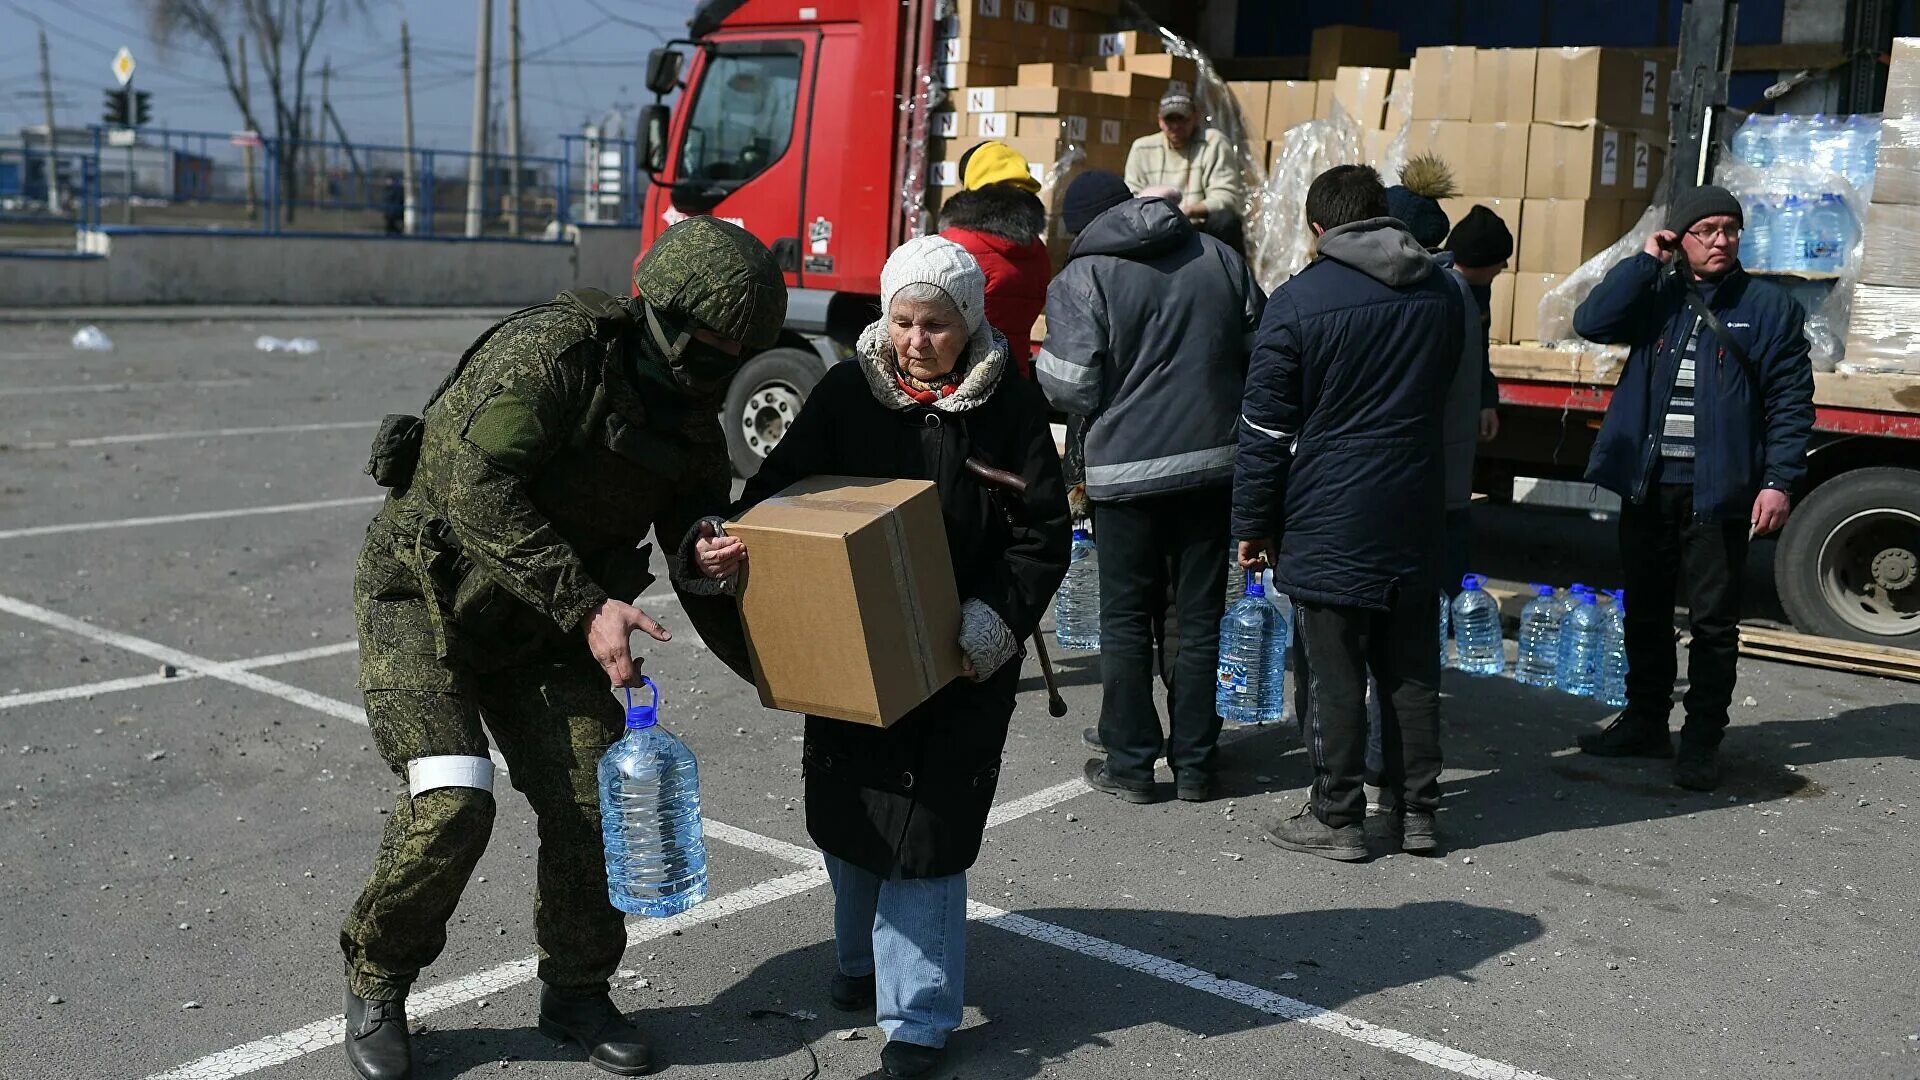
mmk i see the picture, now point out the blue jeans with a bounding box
[821,853,967,1048]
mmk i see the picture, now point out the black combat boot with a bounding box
[880,1039,947,1078]
[1673,741,1722,791]
[1261,806,1366,862]
[1576,712,1674,758]
[343,989,412,1080]
[538,985,652,1076]
[1083,758,1159,804]
[828,970,876,1012]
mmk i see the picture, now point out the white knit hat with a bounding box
[879,235,987,335]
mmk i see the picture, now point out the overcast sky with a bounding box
[0,0,696,156]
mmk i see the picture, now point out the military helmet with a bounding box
[632,217,787,351]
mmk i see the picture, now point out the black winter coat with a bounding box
[730,333,1070,878]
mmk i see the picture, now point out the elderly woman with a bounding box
[695,235,1069,1077]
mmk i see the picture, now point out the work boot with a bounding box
[1174,771,1213,803]
[1397,810,1438,855]
[343,989,412,1080]
[1576,713,1673,758]
[1082,727,1168,760]
[1673,742,1722,792]
[538,985,652,1076]
[1261,806,1366,862]
[880,1039,946,1078]
[828,970,875,1012]
[1083,758,1159,804]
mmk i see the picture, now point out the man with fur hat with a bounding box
[1571,184,1813,791]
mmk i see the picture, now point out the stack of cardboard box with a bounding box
[1848,37,1920,369]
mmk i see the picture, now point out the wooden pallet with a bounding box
[1737,626,1920,683]
[1488,345,1920,415]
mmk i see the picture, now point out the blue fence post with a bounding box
[557,150,571,228]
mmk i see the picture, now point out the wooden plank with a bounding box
[1491,344,1920,415]
[1729,43,1849,73]
[1738,625,1920,683]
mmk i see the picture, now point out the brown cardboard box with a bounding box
[1094,115,1131,147]
[1489,271,1517,343]
[937,37,1012,67]
[1626,131,1664,198]
[1438,195,1522,249]
[1533,47,1668,130]
[972,86,1097,116]
[1526,122,1634,199]
[1019,63,1093,90]
[1411,46,1475,121]
[1229,81,1270,139]
[1471,48,1537,125]
[1872,119,1920,205]
[1009,0,1040,28]
[1268,81,1319,135]
[1861,201,1920,286]
[1095,30,1164,58]
[728,477,966,727]
[1385,68,1413,131]
[1408,122,1529,198]
[939,63,1018,90]
[1315,79,1338,120]
[1333,66,1395,129]
[1088,70,1168,100]
[1885,37,1920,118]
[939,0,1012,43]
[1015,113,1091,142]
[1045,2,1105,32]
[1105,52,1200,87]
[1364,128,1391,167]
[1309,24,1400,80]
[1511,272,1563,342]
[1519,198,1623,273]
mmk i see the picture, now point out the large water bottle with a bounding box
[1225,547,1247,607]
[600,678,708,918]
[1449,574,1504,675]
[1555,592,1606,698]
[1599,589,1630,708]
[1743,195,1774,271]
[1437,589,1451,670]
[1054,528,1101,651]
[1216,579,1279,725]
[1845,115,1882,195]
[1262,583,1292,724]
[1798,194,1852,273]
[1771,196,1806,272]
[1731,115,1773,169]
[1513,584,1562,687]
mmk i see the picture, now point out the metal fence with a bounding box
[0,124,648,246]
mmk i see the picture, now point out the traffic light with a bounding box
[104,88,130,127]
[133,91,151,127]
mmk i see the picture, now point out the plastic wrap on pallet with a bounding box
[1249,110,1366,290]
[1377,68,1416,185]
[1842,283,1920,373]
[899,62,939,237]
[1716,151,1868,372]
[1535,200,1665,348]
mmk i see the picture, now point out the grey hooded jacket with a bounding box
[1037,197,1265,501]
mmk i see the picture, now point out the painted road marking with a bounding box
[0,495,384,540]
[10,419,379,450]
[0,640,359,711]
[0,378,253,397]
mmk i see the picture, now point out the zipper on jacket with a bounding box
[1633,320,1687,503]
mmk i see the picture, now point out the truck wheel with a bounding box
[723,348,823,478]
[1774,466,1920,645]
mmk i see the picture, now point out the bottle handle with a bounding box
[622,678,661,715]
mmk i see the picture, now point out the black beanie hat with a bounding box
[1385,185,1450,249]
[1063,170,1134,234]
[1444,205,1515,269]
[1667,184,1744,234]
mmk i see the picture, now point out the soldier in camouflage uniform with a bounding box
[339,217,786,1080]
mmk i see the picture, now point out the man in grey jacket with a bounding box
[1038,170,1265,804]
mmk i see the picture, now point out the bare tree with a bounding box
[141,0,370,223]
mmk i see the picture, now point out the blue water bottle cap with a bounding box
[1072,528,1090,541]
[624,678,660,730]
[1532,583,1555,597]
[1570,582,1592,594]
[1579,591,1598,605]
[1461,573,1485,591]
[1245,578,1265,598]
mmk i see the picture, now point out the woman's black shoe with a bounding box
[881,1040,946,1078]
[828,970,876,1011]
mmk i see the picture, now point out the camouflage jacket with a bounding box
[357,294,730,686]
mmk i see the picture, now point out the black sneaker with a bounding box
[1673,742,1721,791]
[1082,727,1169,760]
[1397,810,1438,855]
[1260,806,1366,862]
[1083,758,1159,804]
[828,970,875,1012]
[1576,713,1674,758]
[880,1040,946,1078]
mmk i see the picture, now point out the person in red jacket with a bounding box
[938,141,1053,377]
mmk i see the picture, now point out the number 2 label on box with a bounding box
[1600,130,1620,187]
[1640,60,1659,115]
[1633,141,1651,189]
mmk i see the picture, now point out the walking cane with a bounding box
[963,457,1069,718]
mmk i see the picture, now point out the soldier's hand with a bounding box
[585,598,671,688]
[694,520,746,579]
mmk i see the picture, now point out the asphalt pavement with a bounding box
[1,313,1915,1080]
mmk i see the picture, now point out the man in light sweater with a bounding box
[1124,91,1246,249]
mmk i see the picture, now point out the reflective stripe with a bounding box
[408,755,495,797]
[1034,347,1098,387]
[1240,413,1289,440]
[1084,444,1235,488]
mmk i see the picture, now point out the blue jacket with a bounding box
[1575,253,1815,521]
[1232,218,1464,610]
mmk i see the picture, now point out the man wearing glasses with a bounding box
[1568,184,1814,791]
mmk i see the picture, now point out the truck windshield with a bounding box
[678,45,802,184]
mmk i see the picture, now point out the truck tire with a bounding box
[723,347,823,478]
[1774,466,1920,645]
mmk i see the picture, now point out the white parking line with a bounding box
[0,641,359,711]
[0,378,253,397]
[0,495,384,540]
[11,420,379,450]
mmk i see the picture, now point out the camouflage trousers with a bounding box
[340,663,628,1002]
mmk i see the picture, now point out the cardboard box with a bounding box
[1015,113,1091,142]
[1408,121,1530,198]
[1489,271,1516,344]
[1526,122,1635,199]
[1095,30,1164,57]
[1229,81,1270,139]
[1438,195,1522,252]
[968,85,1093,115]
[1885,37,1920,118]
[1510,272,1563,342]
[1105,52,1200,86]
[1267,80,1318,135]
[1018,62,1093,90]
[1627,130,1664,197]
[1411,46,1475,121]
[1844,282,1920,371]
[1385,68,1413,131]
[1861,201,1920,286]
[1872,116,1920,205]
[1333,66,1394,129]
[1046,3,1104,32]
[1309,24,1400,80]
[1088,70,1168,100]
[938,0,1012,43]
[728,476,967,727]
[1010,0,1039,26]
[1364,128,1391,167]
[1471,48,1537,125]
[1315,79,1338,120]
[1534,47,1668,130]
[937,37,1012,67]
[1519,198,1624,273]
[939,62,1018,90]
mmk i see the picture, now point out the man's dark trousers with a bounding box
[1294,582,1443,829]
[1095,487,1230,786]
[1619,483,1751,747]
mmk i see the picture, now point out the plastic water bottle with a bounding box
[1555,592,1605,698]
[1743,195,1774,271]
[1772,196,1806,272]
[600,678,708,918]
[1216,579,1279,725]
[1262,584,1292,724]
[1513,584,1562,687]
[1845,115,1882,195]
[1449,574,1504,676]
[1798,194,1851,273]
[1437,589,1451,670]
[1054,529,1100,651]
[1731,116,1771,168]
[1599,590,1629,708]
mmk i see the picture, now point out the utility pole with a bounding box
[37,27,61,215]
[320,59,332,210]
[465,0,493,238]
[507,0,522,236]
[238,34,257,220]
[400,20,417,234]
